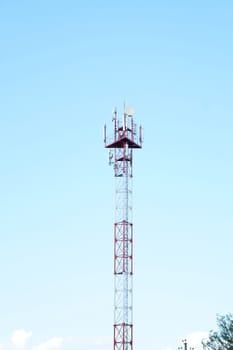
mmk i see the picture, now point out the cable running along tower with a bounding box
[104,106,143,350]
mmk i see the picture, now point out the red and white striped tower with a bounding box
[104,106,143,350]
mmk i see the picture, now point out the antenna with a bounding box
[104,105,143,350]
[103,124,106,144]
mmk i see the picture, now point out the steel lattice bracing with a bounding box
[104,107,142,350]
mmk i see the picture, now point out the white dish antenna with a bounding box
[125,106,135,116]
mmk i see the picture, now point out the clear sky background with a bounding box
[0,1,232,350]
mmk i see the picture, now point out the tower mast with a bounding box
[104,106,143,350]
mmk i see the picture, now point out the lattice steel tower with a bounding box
[104,106,143,350]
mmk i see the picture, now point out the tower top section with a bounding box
[103,106,143,149]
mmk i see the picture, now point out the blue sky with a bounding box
[0,1,232,349]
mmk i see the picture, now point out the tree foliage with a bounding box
[204,314,233,350]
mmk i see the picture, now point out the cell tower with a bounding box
[104,106,143,350]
